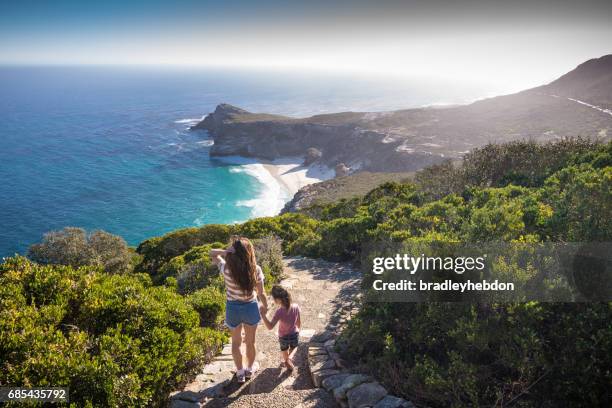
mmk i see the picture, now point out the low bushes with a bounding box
[155,243,225,291]
[0,256,226,407]
[327,140,612,407]
[188,286,226,329]
[150,235,285,293]
[28,227,133,274]
[415,138,599,199]
[252,235,284,286]
[136,224,235,274]
[339,302,612,407]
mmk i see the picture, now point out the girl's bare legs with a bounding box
[281,349,295,370]
[230,324,244,372]
[288,346,298,362]
[243,324,258,370]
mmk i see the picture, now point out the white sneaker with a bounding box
[236,369,246,383]
[245,361,259,379]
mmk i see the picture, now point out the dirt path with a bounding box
[170,256,361,408]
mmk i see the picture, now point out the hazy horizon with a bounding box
[1,0,611,94]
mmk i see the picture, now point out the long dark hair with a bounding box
[225,236,257,294]
[271,285,292,309]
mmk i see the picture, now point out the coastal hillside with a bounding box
[193,55,612,173]
[281,171,413,214]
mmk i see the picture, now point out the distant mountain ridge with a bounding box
[193,55,612,174]
[537,54,612,109]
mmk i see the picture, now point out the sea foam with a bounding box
[174,117,204,124]
[222,157,290,218]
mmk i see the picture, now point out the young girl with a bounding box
[260,285,301,371]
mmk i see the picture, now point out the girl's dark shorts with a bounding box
[279,332,299,351]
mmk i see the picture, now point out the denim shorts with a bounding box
[279,332,299,351]
[225,299,261,329]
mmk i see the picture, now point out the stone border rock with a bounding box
[307,331,415,408]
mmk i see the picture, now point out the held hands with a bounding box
[259,304,268,315]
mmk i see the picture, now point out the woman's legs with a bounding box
[230,324,244,372]
[243,323,258,370]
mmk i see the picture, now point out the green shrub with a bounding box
[28,227,132,274]
[340,302,611,408]
[253,236,284,285]
[542,164,612,241]
[154,243,225,293]
[136,224,235,274]
[415,138,599,199]
[0,256,225,407]
[237,213,319,251]
[188,287,226,328]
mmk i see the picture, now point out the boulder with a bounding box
[374,395,416,408]
[335,163,350,177]
[324,338,336,348]
[312,369,342,388]
[346,382,387,408]
[311,330,334,343]
[311,358,337,372]
[303,147,323,165]
[333,374,371,402]
[308,346,328,356]
[321,373,352,391]
[309,354,330,365]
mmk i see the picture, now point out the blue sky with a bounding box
[1,0,611,91]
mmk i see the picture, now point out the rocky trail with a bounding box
[170,257,362,408]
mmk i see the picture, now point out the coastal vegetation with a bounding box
[1,138,610,406]
[0,256,226,407]
[27,227,134,275]
[1,228,284,406]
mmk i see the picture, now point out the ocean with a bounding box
[0,66,491,256]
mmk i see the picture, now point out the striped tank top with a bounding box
[218,258,264,302]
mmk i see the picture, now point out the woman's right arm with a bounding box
[255,279,268,310]
[209,249,227,265]
[259,305,277,330]
[260,308,275,330]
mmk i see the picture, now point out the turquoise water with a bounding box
[0,66,488,256]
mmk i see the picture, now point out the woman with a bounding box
[210,237,268,383]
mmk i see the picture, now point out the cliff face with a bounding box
[193,104,442,172]
[192,55,612,174]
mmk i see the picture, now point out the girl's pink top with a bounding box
[271,304,300,337]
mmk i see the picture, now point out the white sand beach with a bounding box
[220,156,334,218]
[261,158,334,199]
